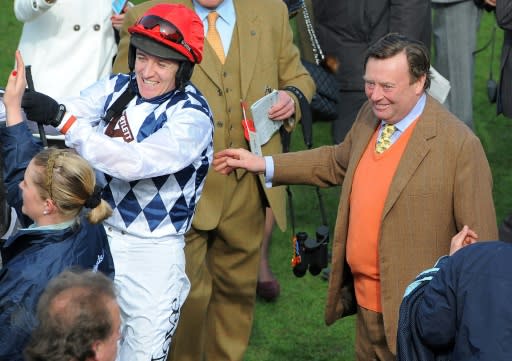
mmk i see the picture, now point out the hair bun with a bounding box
[84,185,103,209]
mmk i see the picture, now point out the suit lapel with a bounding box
[196,43,223,88]
[234,0,259,100]
[341,112,379,208]
[382,96,437,219]
[194,0,256,91]
[191,0,224,89]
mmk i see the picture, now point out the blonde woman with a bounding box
[0,52,114,361]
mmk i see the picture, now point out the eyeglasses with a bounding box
[136,15,199,63]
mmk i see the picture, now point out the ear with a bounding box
[414,74,426,95]
[89,340,101,360]
[44,198,57,214]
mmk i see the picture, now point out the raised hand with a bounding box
[4,50,27,126]
[21,89,61,127]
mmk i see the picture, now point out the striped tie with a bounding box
[375,124,396,153]
[206,11,225,64]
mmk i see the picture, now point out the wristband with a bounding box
[54,103,66,126]
[60,115,77,135]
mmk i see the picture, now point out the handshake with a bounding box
[20,90,66,127]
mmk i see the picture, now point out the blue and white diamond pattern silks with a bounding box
[103,146,210,235]
[62,73,214,239]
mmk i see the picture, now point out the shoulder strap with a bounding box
[103,86,135,123]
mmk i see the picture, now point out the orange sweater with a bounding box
[346,119,418,312]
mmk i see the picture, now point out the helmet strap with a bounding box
[128,44,136,72]
[175,62,194,91]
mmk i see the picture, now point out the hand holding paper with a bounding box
[268,90,295,120]
[250,90,281,147]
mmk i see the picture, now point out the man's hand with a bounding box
[449,225,478,256]
[268,90,295,121]
[213,148,266,175]
[21,89,61,127]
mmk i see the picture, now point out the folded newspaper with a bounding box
[250,90,281,147]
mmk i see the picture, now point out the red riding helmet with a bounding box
[127,3,204,70]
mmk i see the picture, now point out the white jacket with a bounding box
[15,0,117,99]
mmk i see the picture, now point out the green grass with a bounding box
[474,17,512,222]
[1,4,510,361]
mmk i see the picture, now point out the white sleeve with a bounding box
[62,97,213,182]
[14,0,53,22]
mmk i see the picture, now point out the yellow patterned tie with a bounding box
[206,11,225,64]
[375,123,396,154]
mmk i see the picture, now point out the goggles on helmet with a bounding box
[136,15,199,63]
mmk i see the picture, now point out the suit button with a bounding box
[93,24,101,31]
[73,24,80,31]
[223,71,228,77]
[216,121,223,128]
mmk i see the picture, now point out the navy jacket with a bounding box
[400,241,512,361]
[397,258,452,361]
[0,122,114,361]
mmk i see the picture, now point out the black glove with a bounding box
[21,90,65,127]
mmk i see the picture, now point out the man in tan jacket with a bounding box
[113,1,314,360]
[214,33,498,360]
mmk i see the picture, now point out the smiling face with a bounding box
[134,49,179,99]
[363,51,426,124]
